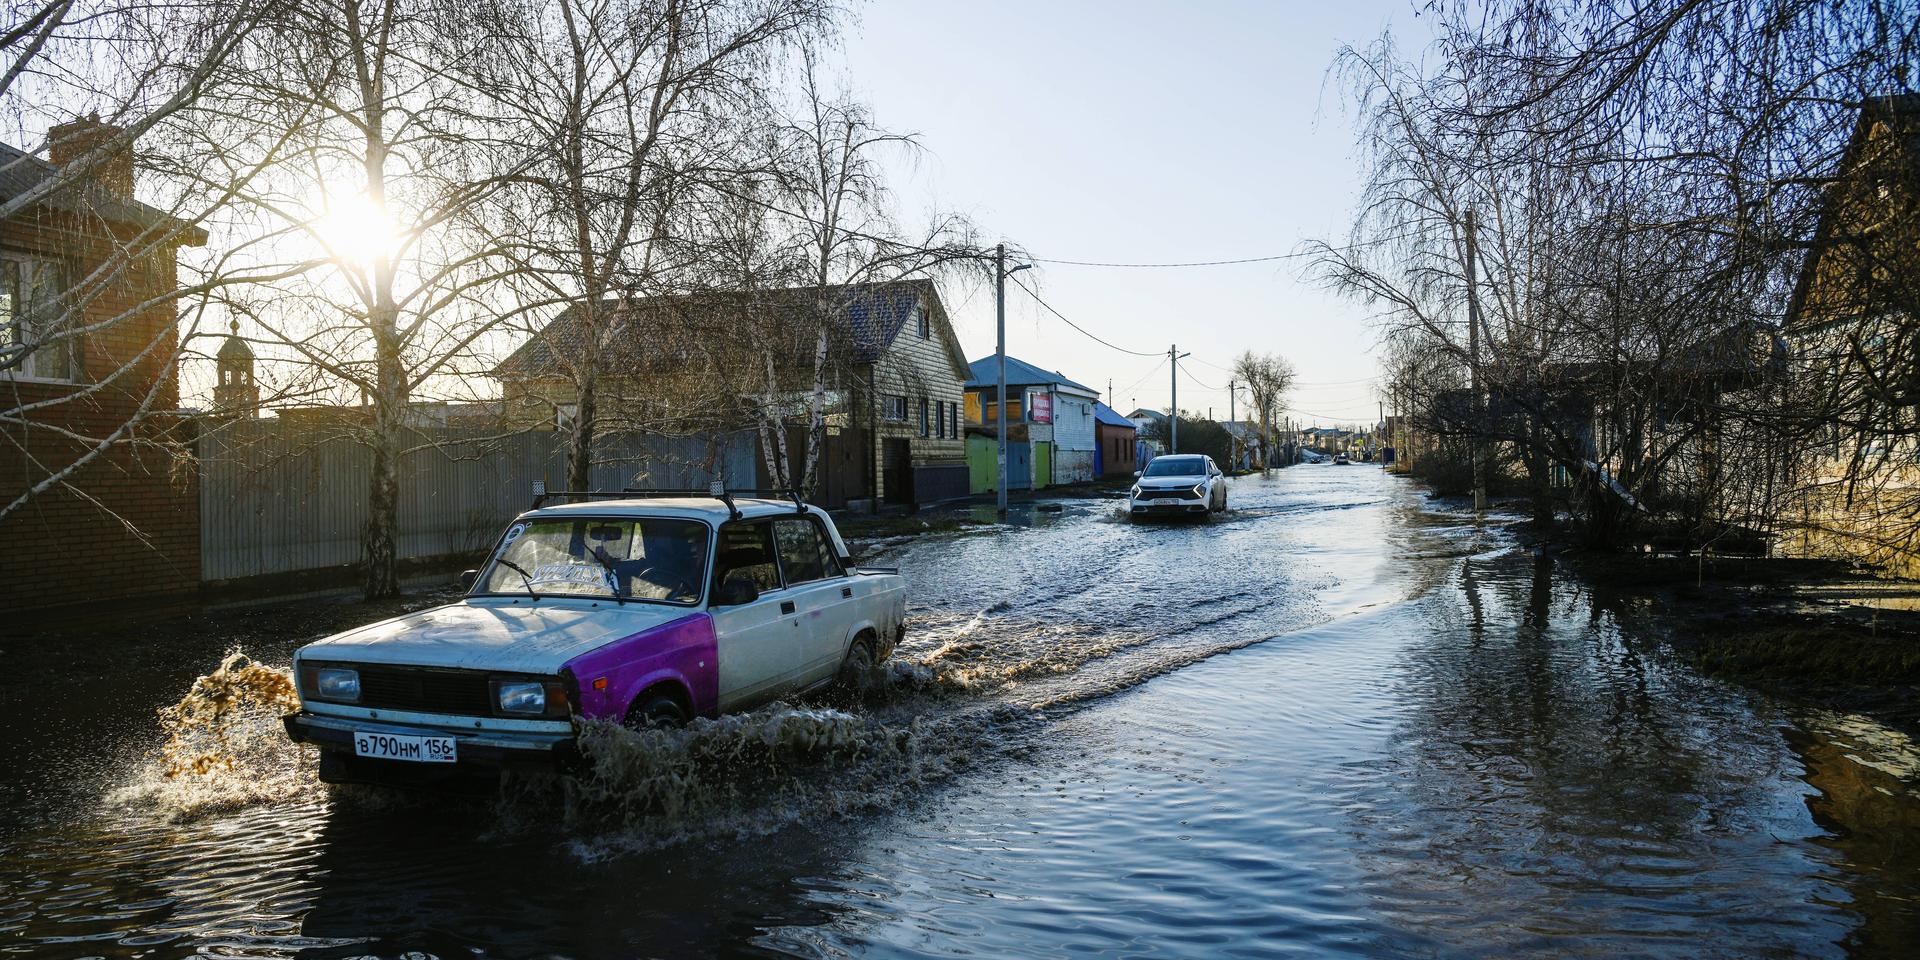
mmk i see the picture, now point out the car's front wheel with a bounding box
[625,690,689,728]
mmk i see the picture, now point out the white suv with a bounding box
[1128,454,1226,519]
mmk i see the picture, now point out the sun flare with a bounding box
[313,192,407,268]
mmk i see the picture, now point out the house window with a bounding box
[951,402,960,437]
[555,403,579,431]
[984,399,1022,423]
[883,395,907,421]
[917,306,930,339]
[0,256,75,381]
[935,400,946,438]
[918,397,930,437]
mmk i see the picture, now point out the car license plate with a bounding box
[353,731,457,763]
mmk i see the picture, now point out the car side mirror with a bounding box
[459,569,479,591]
[716,574,759,606]
[1132,470,1142,478]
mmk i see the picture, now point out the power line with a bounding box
[1118,359,1167,397]
[1293,375,1381,387]
[1026,252,1306,268]
[1176,360,1223,392]
[1009,276,1162,358]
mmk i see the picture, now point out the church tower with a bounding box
[213,320,257,416]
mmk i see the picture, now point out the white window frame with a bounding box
[0,252,76,383]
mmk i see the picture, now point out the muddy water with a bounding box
[3,468,1918,957]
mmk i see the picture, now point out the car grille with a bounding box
[1142,486,1197,500]
[357,666,494,716]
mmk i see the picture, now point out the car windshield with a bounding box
[479,517,708,604]
[1142,457,1206,478]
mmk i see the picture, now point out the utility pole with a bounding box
[1107,378,1113,408]
[1168,343,1190,452]
[1228,380,1237,471]
[994,243,1031,516]
[1464,208,1489,512]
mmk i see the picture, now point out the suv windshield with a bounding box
[1142,456,1206,478]
[479,517,708,604]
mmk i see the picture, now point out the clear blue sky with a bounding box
[839,0,1429,426]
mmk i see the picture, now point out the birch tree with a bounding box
[221,0,525,597]
[764,54,976,495]
[0,0,300,529]
[467,0,822,493]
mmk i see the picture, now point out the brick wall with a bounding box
[0,207,200,615]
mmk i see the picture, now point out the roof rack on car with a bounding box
[530,483,812,520]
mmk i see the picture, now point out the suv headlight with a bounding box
[495,681,547,715]
[1191,483,1206,498]
[314,667,360,702]
[1130,485,1141,497]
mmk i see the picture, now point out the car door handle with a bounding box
[841,587,853,599]
[780,600,796,615]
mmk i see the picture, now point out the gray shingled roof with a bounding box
[492,279,965,381]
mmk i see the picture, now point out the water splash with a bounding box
[113,650,317,819]
[556,704,1023,857]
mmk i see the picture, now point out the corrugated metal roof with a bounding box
[1093,401,1135,428]
[964,354,1098,395]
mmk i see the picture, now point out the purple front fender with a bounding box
[561,613,720,721]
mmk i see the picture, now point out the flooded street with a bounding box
[4,466,1918,958]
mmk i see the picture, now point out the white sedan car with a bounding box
[1128,454,1227,519]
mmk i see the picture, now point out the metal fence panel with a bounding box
[198,422,753,582]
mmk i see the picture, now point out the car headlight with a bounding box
[1192,483,1206,498]
[314,667,360,702]
[1130,485,1141,497]
[495,681,547,715]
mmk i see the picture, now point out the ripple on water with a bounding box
[2,470,1916,958]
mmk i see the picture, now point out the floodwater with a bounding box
[3,467,1919,958]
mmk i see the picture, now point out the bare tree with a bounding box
[466,0,823,492]
[1231,350,1296,473]
[1,0,299,532]
[218,0,527,597]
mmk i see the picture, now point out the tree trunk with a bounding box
[761,349,791,488]
[800,322,828,496]
[568,360,597,492]
[364,312,404,599]
[1528,420,1552,528]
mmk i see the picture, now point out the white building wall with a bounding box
[1048,388,1098,484]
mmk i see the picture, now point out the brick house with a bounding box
[1093,401,1138,477]
[492,279,971,507]
[0,119,208,616]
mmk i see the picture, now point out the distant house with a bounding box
[0,118,209,615]
[1220,421,1264,471]
[491,279,969,508]
[1093,402,1138,478]
[964,355,1101,489]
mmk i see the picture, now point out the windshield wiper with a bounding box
[494,558,542,600]
[585,550,630,604]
